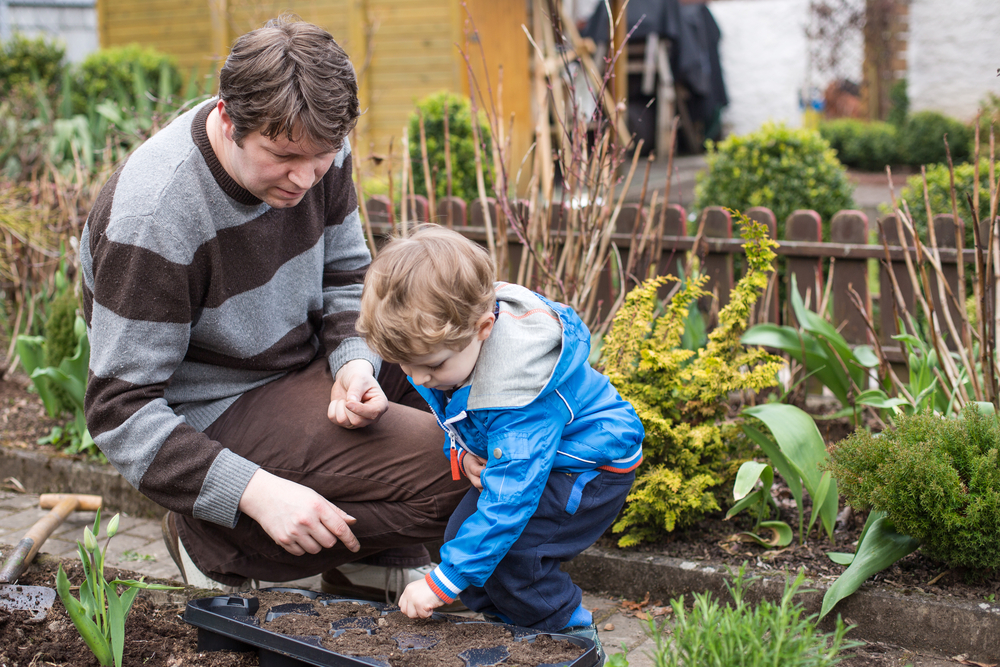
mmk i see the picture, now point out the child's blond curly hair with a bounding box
[357,224,495,362]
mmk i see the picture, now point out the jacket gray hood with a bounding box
[467,283,563,410]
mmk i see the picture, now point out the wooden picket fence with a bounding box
[364,194,978,363]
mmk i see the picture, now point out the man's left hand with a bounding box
[329,359,388,428]
[398,578,445,619]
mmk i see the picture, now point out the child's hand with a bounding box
[398,578,444,618]
[463,454,486,490]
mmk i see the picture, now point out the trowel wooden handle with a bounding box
[0,494,103,583]
[39,494,103,511]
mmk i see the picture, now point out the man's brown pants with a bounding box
[176,358,469,585]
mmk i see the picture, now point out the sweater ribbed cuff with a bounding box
[328,338,382,382]
[426,564,468,604]
[192,448,260,528]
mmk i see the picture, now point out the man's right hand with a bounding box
[238,469,360,556]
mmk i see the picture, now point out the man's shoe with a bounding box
[321,562,468,612]
[161,511,253,592]
[559,622,605,667]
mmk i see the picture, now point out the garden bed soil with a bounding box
[2,370,996,665]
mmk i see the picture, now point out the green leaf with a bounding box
[854,389,909,410]
[851,345,879,368]
[741,324,851,406]
[733,461,772,500]
[741,424,802,506]
[725,488,764,519]
[742,403,839,540]
[820,514,921,618]
[972,401,996,417]
[807,471,832,536]
[736,521,793,548]
[15,335,61,417]
[56,565,114,666]
[104,581,125,667]
[826,552,855,565]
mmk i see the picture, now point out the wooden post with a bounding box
[701,206,733,320]
[878,214,915,364]
[830,211,870,344]
[746,207,779,324]
[785,210,823,327]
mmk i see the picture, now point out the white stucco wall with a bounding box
[710,0,812,136]
[907,0,1000,122]
[5,1,98,64]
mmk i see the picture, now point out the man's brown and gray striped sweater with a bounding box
[81,100,380,529]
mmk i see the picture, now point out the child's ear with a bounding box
[476,311,495,341]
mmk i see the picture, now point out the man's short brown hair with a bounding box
[357,225,496,363]
[219,15,359,151]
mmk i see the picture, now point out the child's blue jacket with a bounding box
[411,283,644,603]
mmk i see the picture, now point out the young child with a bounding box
[356,225,644,658]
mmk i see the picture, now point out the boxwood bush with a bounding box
[73,44,182,115]
[819,119,899,172]
[0,33,66,98]
[897,158,992,250]
[407,91,491,204]
[694,123,854,239]
[826,405,1000,572]
[900,110,973,167]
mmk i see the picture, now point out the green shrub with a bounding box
[601,214,783,546]
[899,110,973,167]
[694,123,854,238]
[826,405,1000,572]
[0,33,66,98]
[897,158,991,250]
[73,44,182,116]
[642,565,858,667]
[407,91,491,204]
[819,119,899,172]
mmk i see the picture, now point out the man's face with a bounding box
[222,111,337,208]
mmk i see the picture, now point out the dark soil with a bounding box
[2,371,997,666]
[248,590,585,667]
[1,550,255,667]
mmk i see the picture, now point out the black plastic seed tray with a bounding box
[183,588,600,667]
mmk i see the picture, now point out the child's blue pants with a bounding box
[443,468,635,632]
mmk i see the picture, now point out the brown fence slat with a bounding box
[878,214,916,363]
[785,210,823,327]
[931,214,963,350]
[437,196,467,227]
[701,206,733,318]
[830,210,869,344]
[367,195,393,224]
[404,194,429,222]
[746,206,779,324]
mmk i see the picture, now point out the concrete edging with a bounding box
[563,546,1000,662]
[1,445,165,518]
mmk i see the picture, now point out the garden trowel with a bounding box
[0,493,103,621]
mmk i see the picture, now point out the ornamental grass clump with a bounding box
[641,564,858,667]
[826,405,1000,572]
[601,214,784,546]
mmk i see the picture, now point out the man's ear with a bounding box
[476,311,495,341]
[217,100,235,142]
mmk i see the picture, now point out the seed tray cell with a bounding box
[183,587,600,667]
